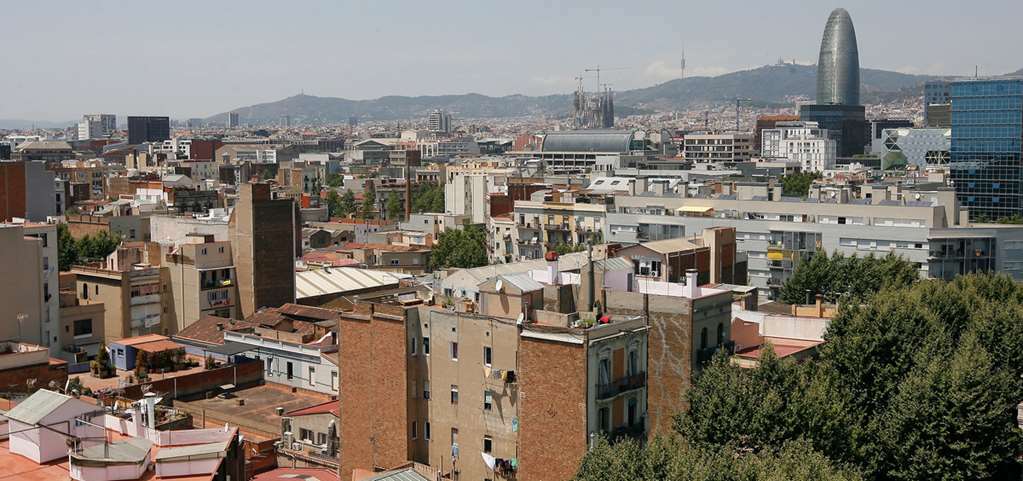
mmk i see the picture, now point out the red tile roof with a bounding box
[175,315,257,346]
[285,399,340,417]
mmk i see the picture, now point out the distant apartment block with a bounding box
[127,116,171,145]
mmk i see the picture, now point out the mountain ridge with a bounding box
[204,63,1016,124]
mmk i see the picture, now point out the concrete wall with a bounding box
[415,309,519,481]
[0,226,43,343]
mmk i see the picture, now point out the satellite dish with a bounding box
[495,279,504,292]
[516,312,525,325]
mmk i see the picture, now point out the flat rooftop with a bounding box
[175,384,331,440]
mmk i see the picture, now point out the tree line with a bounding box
[576,272,1023,481]
[58,223,122,271]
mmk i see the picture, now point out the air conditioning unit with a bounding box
[291,443,302,452]
[320,447,329,455]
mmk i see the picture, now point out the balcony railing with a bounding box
[696,341,736,365]
[596,371,646,400]
[609,417,646,443]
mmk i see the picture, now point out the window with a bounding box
[300,428,313,442]
[451,428,459,453]
[317,432,327,445]
[450,385,459,404]
[73,319,92,338]
[628,349,638,376]
[331,371,338,390]
[483,346,492,366]
[411,421,418,440]
[599,407,610,433]
[308,366,315,387]
[483,436,493,454]
[265,357,273,374]
[424,381,431,400]
[700,327,708,350]
[82,283,88,300]
[410,337,418,355]
[716,323,724,346]
[628,397,638,426]
[423,337,430,355]
[484,390,493,411]
[286,362,294,380]
[425,421,431,440]
[598,358,611,385]
[450,341,458,361]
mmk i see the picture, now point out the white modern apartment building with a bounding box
[761,121,837,173]
[77,114,116,140]
[443,163,514,224]
[606,183,1023,299]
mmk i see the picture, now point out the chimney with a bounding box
[545,251,559,285]
[815,294,824,318]
[682,269,700,298]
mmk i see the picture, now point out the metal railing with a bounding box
[596,371,646,400]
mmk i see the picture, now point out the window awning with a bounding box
[676,206,713,213]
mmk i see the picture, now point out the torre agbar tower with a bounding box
[816,8,860,106]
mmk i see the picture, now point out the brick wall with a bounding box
[518,334,588,481]
[605,291,693,438]
[338,304,410,477]
[0,162,26,221]
[0,361,67,394]
[119,360,263,401]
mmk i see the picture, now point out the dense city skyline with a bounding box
[2,0,1022,121]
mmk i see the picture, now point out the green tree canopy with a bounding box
[646,274,1023,481]
[361,186,376,219]
[779,251,919,304]
[58,224,121,271]
[575,436,863,481]
[779,172,821,197]
[386,192,403,221]
[429,225,487,269]
[411,183,445,213]
[326,173,344,188]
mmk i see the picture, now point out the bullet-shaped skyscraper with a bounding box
[816,8,860,106]
[801,8,866,157]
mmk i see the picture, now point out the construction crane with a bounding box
[584,66,629,92]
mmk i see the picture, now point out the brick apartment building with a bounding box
[335,256,736,481]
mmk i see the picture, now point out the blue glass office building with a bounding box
[950,79,1023,220]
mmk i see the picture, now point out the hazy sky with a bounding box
[3,0,1021,121]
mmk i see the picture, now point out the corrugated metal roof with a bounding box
[499,273,544,293]
[5,389,72,425]
[366,468,431,481]
[75,438,151,463]
[295,267,411,299]
[541,130,635,153]
[155,441,226,461]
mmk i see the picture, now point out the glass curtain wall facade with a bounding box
[950,80,1023,221]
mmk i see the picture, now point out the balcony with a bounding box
[609,417,646,443]
[596,371,646,400]
[696,341,736,365]
[130,294,161,306]
[201,278,233,290]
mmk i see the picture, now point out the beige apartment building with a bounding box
[57,272,105,363]
[70,245,167,341]
[165,233,237,332]
[0,224,44,344]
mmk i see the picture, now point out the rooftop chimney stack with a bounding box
[683,268,700,298]
[545,251,560,285]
